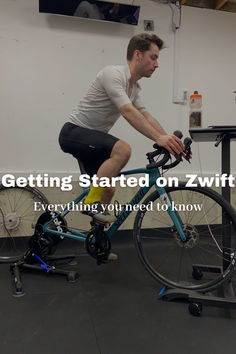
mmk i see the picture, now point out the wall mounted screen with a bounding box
[39,0,140,26]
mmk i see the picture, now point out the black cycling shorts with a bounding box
[59,122,119,176]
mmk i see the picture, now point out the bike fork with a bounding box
[156,187,187,242]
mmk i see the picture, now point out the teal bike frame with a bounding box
[43,167,187,242]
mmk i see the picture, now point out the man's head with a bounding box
[127,33,164,78]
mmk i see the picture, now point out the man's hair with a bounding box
[127,33,164,61]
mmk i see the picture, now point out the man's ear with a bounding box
[133,49,143,61]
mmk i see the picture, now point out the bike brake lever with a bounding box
[184,137,192,163]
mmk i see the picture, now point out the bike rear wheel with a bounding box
[133,184,236,292]
[0,185,49,262]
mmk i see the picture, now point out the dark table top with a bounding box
[189,126,236,142]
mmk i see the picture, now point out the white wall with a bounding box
[1,0,236,178]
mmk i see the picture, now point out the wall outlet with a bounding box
[144,20,154,31]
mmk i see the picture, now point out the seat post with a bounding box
[77,159,87,175]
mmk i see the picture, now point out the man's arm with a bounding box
[141,110,167,135]
[120,104,162,141]
[120,104,184,155]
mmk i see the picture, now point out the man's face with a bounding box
[137,43,159,78]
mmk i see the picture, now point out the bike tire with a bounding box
[133,183,236,292]
[0,185,49,263]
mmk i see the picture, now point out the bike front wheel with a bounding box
[0,185,49,262]
[133,184,236,292]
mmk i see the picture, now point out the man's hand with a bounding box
[156,134,185,155]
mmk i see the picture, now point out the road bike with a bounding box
[1,132,236,295]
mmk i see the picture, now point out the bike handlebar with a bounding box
[146,131,192,170]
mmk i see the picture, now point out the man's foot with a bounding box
[107,252,118,261]
[82,201,116,223]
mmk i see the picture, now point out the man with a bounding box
[59,33,185,223]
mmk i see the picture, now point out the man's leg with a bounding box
[98,140,131,205]
[84,140,131,205]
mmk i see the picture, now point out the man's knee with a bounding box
[122,141,132,161]
[112,140,131,162]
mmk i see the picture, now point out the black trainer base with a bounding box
[158,281,236,316]
[10,254,79,296]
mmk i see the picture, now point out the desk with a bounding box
[189,126,236,204]
[189,126,236,143]
[159,127,236,312]
[189,126,236,272]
